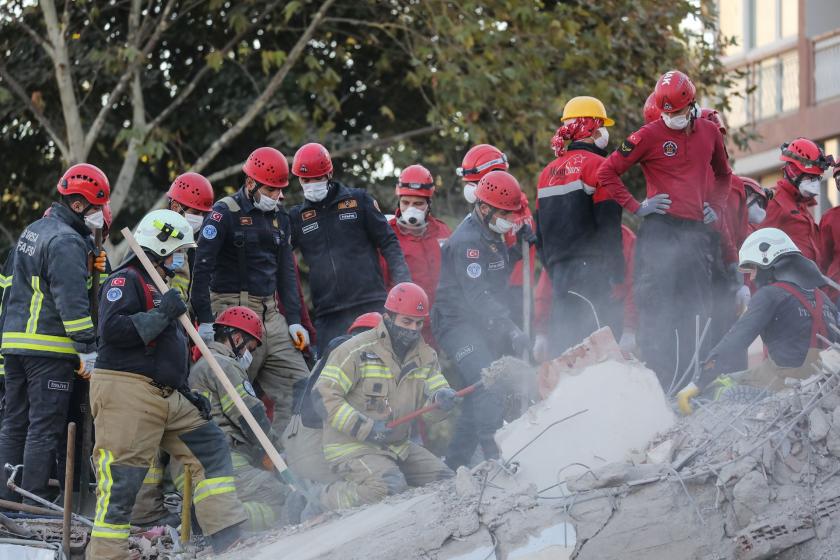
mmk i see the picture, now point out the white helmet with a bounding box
[134,209,197,257]
[739,227,800,269]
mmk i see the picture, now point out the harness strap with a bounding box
[219,196,250,307]
[771,282,828,348]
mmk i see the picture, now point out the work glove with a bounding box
[180,387,212,420]
[158,289,187,320]
[198,322,215,344]
[736,285,751,312]
[76,351,97,379]
[676,382,699,415]
[366,420,395,444]
[702,202,718,224]
[516,222,537,246]
[432,388,461,412]
[289,324,310,351]
[618,330,637,354]
[635,193,671,217]
[93,250,108,273]
[532,334,550,363]
[509,326,530,358]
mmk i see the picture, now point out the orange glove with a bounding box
[261,453,273,471]
[94,250,107,273]
[289,324,309,351]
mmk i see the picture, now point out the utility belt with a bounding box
[211,291,278,322]
[643,212,707,231]
[93,368,177,397]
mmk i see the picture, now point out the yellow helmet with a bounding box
[561,96,615,126]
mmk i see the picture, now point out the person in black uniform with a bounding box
[433,170,529,469]
[288,142,410,346]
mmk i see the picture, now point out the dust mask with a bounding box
[185,213,204,233]
[799,178,821,198]
[662,112,690,130]
[237,348,253,370]
[489,216,515,235]
[463,183,478,204]
[398,206,427,228]
[84,210,104,231]
[594,127,609,149]
[254,193,279,212]
[747,205,766,224]
[302,180,330,202]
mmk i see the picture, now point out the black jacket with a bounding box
[191,187,300,325]
[432,212,516,338]
[96,264,189,388]
[289,181,410,316]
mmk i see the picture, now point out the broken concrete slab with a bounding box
[733,471,771,528]
[809,408,830,442]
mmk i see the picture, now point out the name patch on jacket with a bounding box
[302,210,317,221]
[339,212,357,221]
[488,260,506,271]
[47,380,71,392]
[338,199,358,210]
[302,222,319,235]
[239,217,253,226]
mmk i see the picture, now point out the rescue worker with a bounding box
[820,165,840,302]
[192,147,309,434]
[643,92,661,125]
[536,96,623,356]
[313,283,455,510]
[166,172,214,302]
[763,138,831,263]
[0,163,109,504]
[700,228,839,392]
[383,164,451,346]
[433,170,528,469]
[90,210,246,558]
[727,177,773,312]
[289,142,411,345]
[188,306,288,531]
[598,70,733,388]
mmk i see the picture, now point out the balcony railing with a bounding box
[815,33,840,103]
[726,49,799,129]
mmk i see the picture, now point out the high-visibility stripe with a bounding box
[323,441,369,461]
[91,522,131,539]
[193,476,236,504]
[0,358,5,377]
[243,501,276,532]
[320,365,352,393]
[25,276,43,334]
[0,274,10,288]
[94,450,115,528]
[387,441,410,456]
[231,451,251,470]
[63,316,93,333]
[1,332,76,354]
[537,180,588,198]
[361,364,393,379]
[425,373,448,393]
[330,402,357,431]
[143,466,163,485]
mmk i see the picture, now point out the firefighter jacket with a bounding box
[191,187,300,325]
[598,118,732,223]
[96,262,189,388]
[433,212,517,338]
[290,181,410,317]
[313,321,449,463]
[820,206,840,301]
[764,179,821,263]
[0,203,95,360]
[189,341,275,459]
[0,249,14,376]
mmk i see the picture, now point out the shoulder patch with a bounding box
[302,209,317,221]
[338,199,358,210]
[110,277,126,287]
[106,287,123,302]
[466,262,482,278]
[202,224,217,240]
[210,211,223,222]
[467,249,480,259]
[242,380,256,397]
[619,138,637,157]
[239,217,253,226]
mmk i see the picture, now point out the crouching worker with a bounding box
[88,210,246,559]
[313,283,456,510]
[187,306,290,531]
[701,228,838,393]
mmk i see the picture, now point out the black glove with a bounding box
[159,289,187,320]
[510,326,530,358]
[433,388,461,412]
[180,387,212,420]
[517,222,537,246]
[366,420,394,444]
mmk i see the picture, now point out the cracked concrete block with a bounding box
[809,408,831,442]
[438,526,495,560]
[565,462,666,492]
[733,471,771,528]
[646,439,675,465]
[827,407,840,458]
[717,457,759,488]
[455,467,479,498]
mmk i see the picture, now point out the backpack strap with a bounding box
[770,282,829,348]
[217,196,250,307]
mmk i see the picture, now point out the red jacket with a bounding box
[598,118,732,222]
[764,179,821,263]
[820,206,840,300]
[715,175,747,264]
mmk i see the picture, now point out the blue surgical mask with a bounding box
[167,252,186,273]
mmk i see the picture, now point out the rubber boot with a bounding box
[209,521,243,554]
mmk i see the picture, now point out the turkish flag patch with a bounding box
[111,277,126,287]
[210,211,223,222]
[467,249,480,259]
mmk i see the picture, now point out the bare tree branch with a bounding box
[0,62,70,159]
[16,19,56,58]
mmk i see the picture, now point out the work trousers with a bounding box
[634,215,713,389]
[211,293,310,435]
[549,258,622,358]
[129,450,171,526]
[281,420,340,484]
[733,348,823,392]
[314,302,384,351]
[87,370,246,560]
[0,354,75,503]
[229,450,288,532]
[706,234,747,375]
[436,324,506,470]
[322,443,452,510]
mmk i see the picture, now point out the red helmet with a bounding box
[654,70,696,113]
[102,203,112,238]
[243,147,289,188]
[700,108,726,135]
[475,170,522,211]
[397,164,435,198]
[457,144,508,182]
[347,312,382,334]
[643,92,661,124]
[384,282,429,318]
[57,163,110,205]
[780,138,830,175]
[215,306,265,345]
[292,143,333,178]
[167,172,214,212]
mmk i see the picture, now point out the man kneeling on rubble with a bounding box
[312,282,456,510]
[699,228,839,394]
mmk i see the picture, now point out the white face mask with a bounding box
[799,178,821,198]
[489,216,515,234]
[185,213,204,234]
[398,206,427,228]
[747,204,766,224]
[302,180,330,202]
[594,127,609,149]
[463,183,478,204]
[662,112,690,130]
[237,348,253,370]
[84,210,105,230]
[254,192,279,212]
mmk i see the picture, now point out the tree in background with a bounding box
[0,0,740,253]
